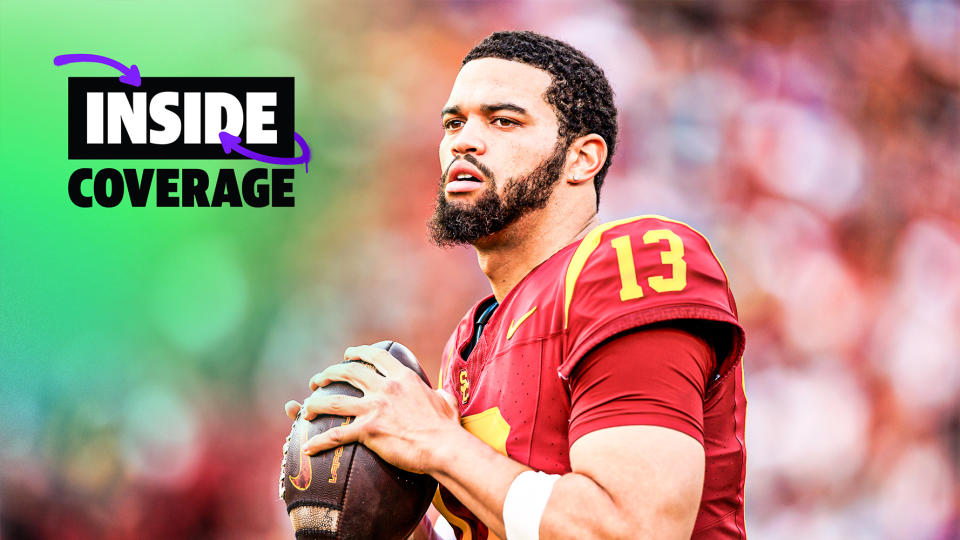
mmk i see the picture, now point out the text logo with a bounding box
[506,307,537,340]
[288,424,313,491]
[68,77,294,159]
[459,369,470,405]
[57,53,310,208]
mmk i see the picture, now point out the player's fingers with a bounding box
[343,345,405,378]
[309,362,382,393]
[302,421,364,455]
[302,393,368,421]
[284,400,302,421]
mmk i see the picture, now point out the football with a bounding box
[279,341,437,539]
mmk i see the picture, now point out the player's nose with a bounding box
[450,118,486,157]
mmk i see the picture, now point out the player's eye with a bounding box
[492,118,519,127]
[443,118,464,131]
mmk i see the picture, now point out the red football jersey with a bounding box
[434,216,747,539]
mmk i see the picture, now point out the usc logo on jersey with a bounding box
[459,368,470,404]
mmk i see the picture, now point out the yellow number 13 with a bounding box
[610,229,687,301]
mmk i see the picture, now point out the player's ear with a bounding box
[564,134,607,185]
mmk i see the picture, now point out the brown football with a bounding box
[279,341,437,539]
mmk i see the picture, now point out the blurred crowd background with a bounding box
[1,0,958,538]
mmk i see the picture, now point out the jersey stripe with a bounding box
[433,489,473,540]
[506,306,538,340]
[460,407,511,455]
[564,217,647,329]
[440,343,455,390]
[563,215,733,329]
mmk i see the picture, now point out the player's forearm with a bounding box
[427,426,529,539]
[540,473,672,539]
[430,433,695,539]
[426,428,653,540]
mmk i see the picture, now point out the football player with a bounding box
[286,31,746,539]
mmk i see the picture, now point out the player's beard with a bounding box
[429,142,567,247]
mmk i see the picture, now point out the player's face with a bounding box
[430,58,567,246]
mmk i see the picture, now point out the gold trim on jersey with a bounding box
[506,306,538,340]
[460,407,510,456]
[439,343,455,390]
[635,214,733,282]
[564,217,646,329]
[563,215,732,329]
[433,488,473,540]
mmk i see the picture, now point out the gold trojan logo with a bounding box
[459,369,470,404]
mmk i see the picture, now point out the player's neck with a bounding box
[474,206,599,302]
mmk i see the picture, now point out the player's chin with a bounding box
[440,195,481,210]
[443,190,479,202]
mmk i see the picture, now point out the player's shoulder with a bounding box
[564,214,724,276]
[562,215,734,313]
[556,215,742,374]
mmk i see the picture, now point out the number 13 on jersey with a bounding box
[611,229,687,301]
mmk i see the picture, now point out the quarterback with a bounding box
[286,31,746,539]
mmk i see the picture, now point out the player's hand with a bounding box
[284,399,302,420]
[296,345,461,475]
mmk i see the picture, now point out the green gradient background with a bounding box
[0,1,349,449]
[0,4,475,534]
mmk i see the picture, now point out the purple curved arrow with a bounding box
[219,132,311,172]
[53,54,141,86]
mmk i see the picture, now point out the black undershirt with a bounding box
[462,298,499,360]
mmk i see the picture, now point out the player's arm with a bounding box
[427,422,703,540]
[428,327,709,539]
[544,426,704,538]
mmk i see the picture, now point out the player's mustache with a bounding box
[442,154,496,185]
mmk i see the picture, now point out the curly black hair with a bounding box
[462,31,618,206]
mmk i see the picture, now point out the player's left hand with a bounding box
[285,345,461,475]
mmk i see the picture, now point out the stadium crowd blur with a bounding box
[2,1,958,538]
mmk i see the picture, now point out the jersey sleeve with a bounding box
[559,217,745,383]
[568,325,715,446]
